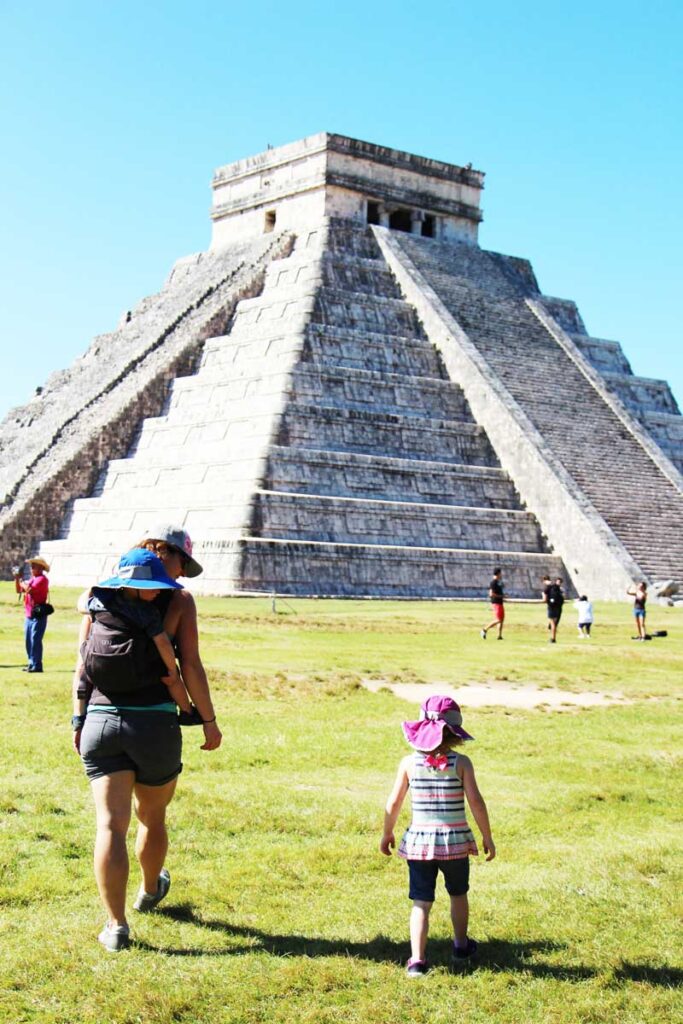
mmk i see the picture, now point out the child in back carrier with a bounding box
[380,696,495,976]
[85,549,192,713]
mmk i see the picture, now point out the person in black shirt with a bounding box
[545,576,565,643]
[481,568,505,640]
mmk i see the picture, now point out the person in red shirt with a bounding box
[14,557,50,673]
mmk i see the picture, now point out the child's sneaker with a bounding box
[451,938,478,970]
[98,922,130,952]
[406,958,428,977]
[133,868,171,912]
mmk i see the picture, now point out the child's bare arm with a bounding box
[380,756,411,855]
[153,631,180,677]
[152,632,191,711]
[458,754,496,861]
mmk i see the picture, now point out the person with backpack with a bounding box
[544,576,565,643]
[83,550,193,716]
[72,540,221,952]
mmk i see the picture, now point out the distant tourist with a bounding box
[480,567,505,640]
[13,557,52,673]
[627,581,648,640]
[544,576,565,643]
[574,594,593,637]
[380,696,495,976]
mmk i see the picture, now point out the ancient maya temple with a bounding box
[2,133,683,599]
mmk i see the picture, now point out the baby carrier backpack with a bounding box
[82,609,165,694]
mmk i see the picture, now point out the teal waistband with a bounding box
[88,703,177,714]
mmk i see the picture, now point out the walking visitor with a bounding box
[480,567,505,640]
[574,595,594,637]
[380,696,495,976]
[72,525,222,952]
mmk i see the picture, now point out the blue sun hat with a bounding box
[96,548,183,590]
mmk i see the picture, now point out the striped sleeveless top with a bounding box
[398,751,479,861]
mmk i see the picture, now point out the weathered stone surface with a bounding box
[5,133,683,599]
[0,233,293,568]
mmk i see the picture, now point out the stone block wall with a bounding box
[0,232,293,572]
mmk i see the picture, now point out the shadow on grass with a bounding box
[613,963,683,987]
[136,904,601,980]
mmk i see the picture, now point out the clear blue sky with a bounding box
[1,0,681,423]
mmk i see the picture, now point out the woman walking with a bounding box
[73,525,222,952]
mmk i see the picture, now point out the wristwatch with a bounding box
[71,714,86,730]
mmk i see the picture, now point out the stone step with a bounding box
[641,411,683,445]
[252,490,547,552]
[263,446,522,508]
[199,332,304,373]
[278,405,499,465]
[300,219,383,260]
[260,250,400,301]
[216,537,568,599]
[301,324,442,377]
[570,334,633,374]
[56,496,255,541]
[90,445,521,511]
[311,289,420,334]
[598,373,679,416]
[289,365,471,419]
[127,412,279,463]
[395,234,683,580]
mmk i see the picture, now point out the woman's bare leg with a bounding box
[91,771,135,927]
[134,778,177,894]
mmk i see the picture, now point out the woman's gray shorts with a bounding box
[80,710,182,786]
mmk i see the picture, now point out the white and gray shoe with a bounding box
[98,922,130,952]
[134,868,171,912]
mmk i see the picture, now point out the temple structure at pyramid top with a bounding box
[2,133,683,599]
[209,133,484,247]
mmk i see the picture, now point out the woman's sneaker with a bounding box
[406,958,428,977]
[98,922,130,952]
[133,868,171,912]
[451,938,478,970]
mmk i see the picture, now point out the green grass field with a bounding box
[1,583,681,1023]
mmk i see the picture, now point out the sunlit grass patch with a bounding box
[0,584,681,1022]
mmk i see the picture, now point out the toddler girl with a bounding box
[380,696,495,976]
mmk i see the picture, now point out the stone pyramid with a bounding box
[2,133,682,598]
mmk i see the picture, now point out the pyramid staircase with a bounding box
[41,219,564,596]
[382,232,683,591]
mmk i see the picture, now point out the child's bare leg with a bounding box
[409,900,432,962]
[450,893,469,947]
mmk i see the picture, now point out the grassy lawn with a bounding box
[0,583,681,1023]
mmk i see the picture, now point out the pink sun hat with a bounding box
[402,695,474,750]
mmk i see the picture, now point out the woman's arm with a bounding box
[72,615,92,753]
[458,754,496,861]
[169,591,222,750]
[380,756,411,855]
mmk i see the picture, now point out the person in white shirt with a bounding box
[574,595,593,637]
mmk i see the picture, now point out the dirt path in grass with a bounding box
[361,678,630,710]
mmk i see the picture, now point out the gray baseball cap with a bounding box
[136,524,203,578]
